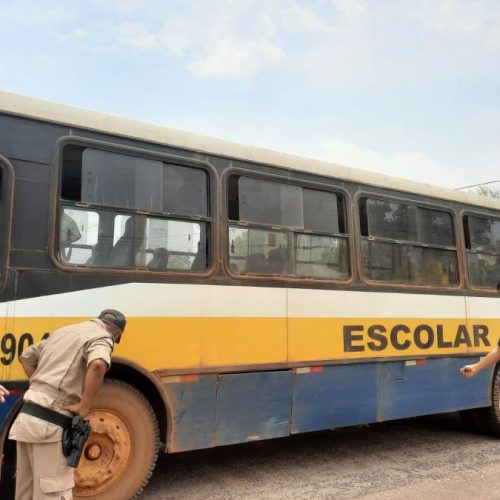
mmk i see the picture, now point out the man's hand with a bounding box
[460,364,478,378]
[61,401,91,418]
[0,384,9,403]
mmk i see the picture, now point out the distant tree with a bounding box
[472,185,500,199]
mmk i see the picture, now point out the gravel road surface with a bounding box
[141,413,500,499]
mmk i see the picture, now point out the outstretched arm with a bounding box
[461,345,500,378]
[0,384,9,403]
[62,359,108,417]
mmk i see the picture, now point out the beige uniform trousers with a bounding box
[15,440,74,500]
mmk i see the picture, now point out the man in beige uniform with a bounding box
[9,309,126,500]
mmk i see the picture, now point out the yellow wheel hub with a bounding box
[74,410,132,497]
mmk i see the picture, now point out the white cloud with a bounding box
[158,2,287,78]
[316,139,451,187]
[292,0,500,91]
[71,28,88,38]
[0,6,71,24]
[95,0,146,12]
[188,39,283,78]
[318,138,498,190]
[409,0,500,46]
[284,4,336,33]
[331,0,366,15]
[115,22,159,50]
[98,0,500,84]
[56,28,88,41]
[109,0,337,78]
[411,0,492,33]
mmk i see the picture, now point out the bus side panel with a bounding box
[378,357,492,421]
[0,114,67,164]
[164,375,217,452]
[0,302,10,383]
[291,364,377,434]
[214,371,292,446]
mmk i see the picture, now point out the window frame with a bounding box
[0,155,15,292]
[461,209,500,293]
[356,191,462,290]
[50,136,217,277]
[222,168,352,284]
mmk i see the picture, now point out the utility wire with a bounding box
[455,180,500,190]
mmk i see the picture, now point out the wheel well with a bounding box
[0,394,24,495]
[492,362,500,399]
[107,361,168,449]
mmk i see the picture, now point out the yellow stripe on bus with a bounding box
[1,317,499,380]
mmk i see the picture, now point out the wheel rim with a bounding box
[74,409,132,497]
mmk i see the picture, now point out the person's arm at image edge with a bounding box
[461,345,500,378]
[0,384,9,403]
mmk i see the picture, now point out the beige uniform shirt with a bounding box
[9,319,113,443]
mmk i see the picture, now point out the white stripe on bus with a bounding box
[9,283,486,319]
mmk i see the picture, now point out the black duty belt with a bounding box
[20,402,72,429]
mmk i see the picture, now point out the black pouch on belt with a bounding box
[62,416,92,467]
[20,402,92,468]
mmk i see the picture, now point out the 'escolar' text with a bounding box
[343,324,490,352]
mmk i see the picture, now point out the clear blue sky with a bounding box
[1,0,499,189]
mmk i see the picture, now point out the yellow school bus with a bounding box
[0,91,499,499]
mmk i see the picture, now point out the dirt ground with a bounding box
[141,413,500,499]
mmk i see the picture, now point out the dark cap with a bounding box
[98,309,126,332]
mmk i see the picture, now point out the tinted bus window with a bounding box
[163,164,208,217]
[228,175,348,280]
[302,188,343,234]
[234,176,303,227]
[366,199,418,242]
[464,215,500,289]
[59,145,210,272]
[419,208,455,247]
[62,147,208,216]
[360,198,458,287]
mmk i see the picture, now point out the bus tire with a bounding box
[74,379,160,500]
[472,365,500,437]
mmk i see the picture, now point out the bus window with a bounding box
[360,198,458,287]
[162,163,208,217]
[229,227,289,274]
[143,218,205,271]
[236,177,303,227]
[59,208,99,264]
[366,199,418,242]
[295,234,348,279]
[228,175,349,279]
[59,145,210,272]
[62,147,209,217]
[419,207,456,247]
[59,207,207,271]
[464,215,500,289]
